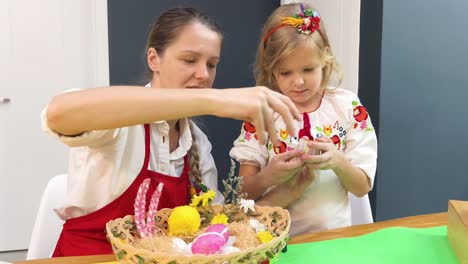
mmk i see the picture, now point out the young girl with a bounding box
[43,7,301,257]
[230,3,378,236]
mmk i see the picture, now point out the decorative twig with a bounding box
[222,159,248,205]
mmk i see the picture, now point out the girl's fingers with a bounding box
[302,152,332,164]
[316,136,332,143]
[308,141,333,151]
[277,149,305,161]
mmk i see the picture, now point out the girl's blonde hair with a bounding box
[255,3,343,92]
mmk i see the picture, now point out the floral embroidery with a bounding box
[314,126,324,138]
[334,121,340,129]
[267,142,273,151]
[337,126,347,137]
[280,129,288,140]
[244,121,256,133]
[352,101,374,132]
[240,121,259,142]
[360,120,367,129]
[245,132,251,141]
[353,105,368,122]
[323,125,332,136]
[273,141,287,154]
[265,100,372,154]
[330,135,341,150]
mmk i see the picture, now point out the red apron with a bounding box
[52,124,191,257]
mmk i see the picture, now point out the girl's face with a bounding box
[274,45,324,112]
[149,22,222,89]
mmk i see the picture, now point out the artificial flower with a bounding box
[190,194,203,207]
[200,190,216,207]
[248,218,266,233]
[239,199,256,213]
[190,189,216,207]
[257,231,274,244]
[211,213,229,225]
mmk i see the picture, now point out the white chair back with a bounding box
[26,174,67,260]
[349,193,374,225]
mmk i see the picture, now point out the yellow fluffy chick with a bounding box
[168,205,201,236]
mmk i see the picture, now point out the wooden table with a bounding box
[14,212,447,264]
[289,212,447,244]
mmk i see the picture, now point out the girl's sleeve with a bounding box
[229,121,270,169]
[343,94,378,189]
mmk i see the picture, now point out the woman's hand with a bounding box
[284,166,317,200]
[257,166,317,208]
[216,86,302,145]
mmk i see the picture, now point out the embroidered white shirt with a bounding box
[230,88,378,236]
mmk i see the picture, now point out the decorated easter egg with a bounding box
[167,205,201,236]
[206,224,230,241]
[191,232,227,255]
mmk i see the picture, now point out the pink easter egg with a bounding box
[206,224,230,241]
[191,232,226,255]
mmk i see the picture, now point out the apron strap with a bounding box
[143,124,151,171]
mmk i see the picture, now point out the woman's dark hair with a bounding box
[145,7,223,56]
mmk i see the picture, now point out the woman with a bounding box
[43,7,301,256]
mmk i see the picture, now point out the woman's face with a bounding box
[149,22,222,89]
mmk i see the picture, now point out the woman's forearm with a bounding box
[256,185,296,208]
[256,167,314,208]
[46,86,222,135]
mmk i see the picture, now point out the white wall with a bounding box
[282,0,361,94]
[0,0,109,251]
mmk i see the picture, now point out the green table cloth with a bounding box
[279,226,458,263]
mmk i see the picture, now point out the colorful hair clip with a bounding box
[284,4,321,34]
[264,3,322,46]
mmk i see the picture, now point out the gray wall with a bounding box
[107,1,280,189]
[375,0,468,221]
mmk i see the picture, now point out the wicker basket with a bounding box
[106,204,290,264]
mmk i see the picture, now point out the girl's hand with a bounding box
[302,137,344,171]
[261,149,305,187]
[218,86,302,145]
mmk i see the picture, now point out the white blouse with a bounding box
[230,88,378,236]
[41,101,222,220]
